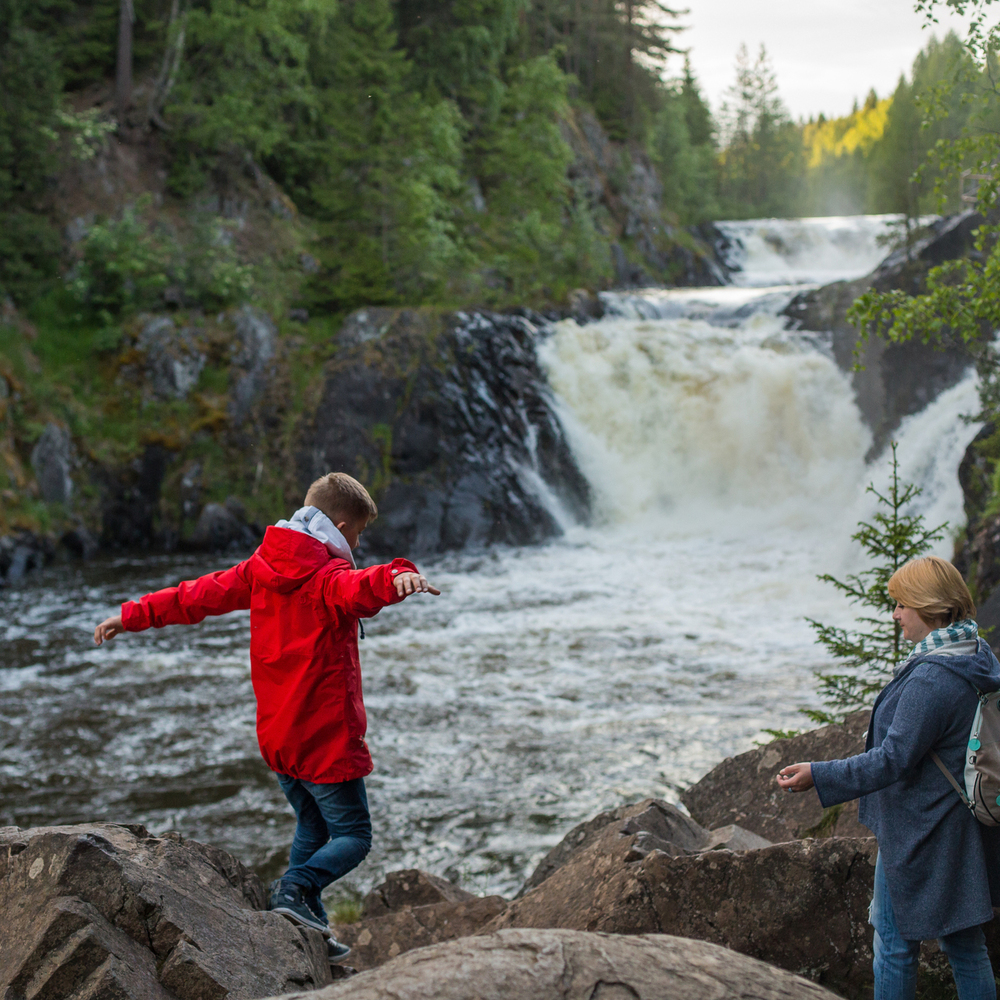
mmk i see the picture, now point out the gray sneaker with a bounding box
[327,937,351,963]
[267,879,329,934]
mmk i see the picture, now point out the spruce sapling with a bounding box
[805,442,946,724]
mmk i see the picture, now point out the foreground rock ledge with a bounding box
[0,823,330,1000]
[271,928,842,1000]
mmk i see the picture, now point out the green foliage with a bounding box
[69,198,254,319]
[0,1,63,302]
[17,0,169,90]
[288,0,465,309]
[520,0,684,142]
[166,0,334,194]
[472,53,608,298]
[806,444,947,724]
[648,62,719,223]
[849,222,1000,422]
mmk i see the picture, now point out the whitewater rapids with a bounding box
[0,215,982,899]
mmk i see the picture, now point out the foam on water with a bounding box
[0,216,982,899]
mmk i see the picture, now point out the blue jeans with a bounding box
[871,853,996,1000]
[276,774,372,917]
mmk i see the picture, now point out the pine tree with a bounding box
[805,443,947,724]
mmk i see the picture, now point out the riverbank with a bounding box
[0,716,971,1000]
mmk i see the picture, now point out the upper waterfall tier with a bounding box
[714,215,909,287]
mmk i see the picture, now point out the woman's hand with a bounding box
[776,762,814,793]
[94,615,125,645]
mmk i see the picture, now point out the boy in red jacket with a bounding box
[93,472,439,960]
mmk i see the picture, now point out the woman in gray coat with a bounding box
[778,555,1000,1000]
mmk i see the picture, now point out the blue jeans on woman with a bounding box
[872,853,996,1000]
[276,774,372,922]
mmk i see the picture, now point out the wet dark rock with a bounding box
[565,288,603,324]
[278,928,843,1000]
[680,711,871,843]
[299,308,590,556]
[229,305,277,424]
[30,422,74,503]
[137,316,206,400]
[488,837,878,998]
[100,443,173,550]
[0,530,53,584]
[186,498,260,552]
[783,212,981,455]
[60,525,99,560]
[0,823,331,1000]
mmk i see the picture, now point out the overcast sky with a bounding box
[675,0,971,121]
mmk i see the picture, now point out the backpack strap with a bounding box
[930,751,974,810]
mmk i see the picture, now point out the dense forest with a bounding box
[1,1,991,314]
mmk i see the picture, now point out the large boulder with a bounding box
[0,823,331,1000]
[489,837,878,998]
[297,307,591,555]
[681,711,871,842]
[519,798,768,898]
[333,869,507,972]
[186,496,260,551]
[272,928,842,1000]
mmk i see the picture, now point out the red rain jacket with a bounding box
[121,526,417,783]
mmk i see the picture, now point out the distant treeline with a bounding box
[717,32,998,220]
[0,0,991,312]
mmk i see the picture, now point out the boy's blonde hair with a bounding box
[305,473,378,525]
[887,555,976,629]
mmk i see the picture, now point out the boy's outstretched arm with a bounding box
[93,562,252,643]
[324,559,439,618]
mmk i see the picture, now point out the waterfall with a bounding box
[715,214,907,287]
[538,213,977,551]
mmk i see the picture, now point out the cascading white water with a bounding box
[539,313,870,528]
[717,214,908,287]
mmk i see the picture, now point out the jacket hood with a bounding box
[916,639,1000,693]
[274,506,356,567]
[249,525,340,593]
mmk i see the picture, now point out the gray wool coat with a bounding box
[811,639,1000,940]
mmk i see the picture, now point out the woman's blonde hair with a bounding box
[887,555,976,629]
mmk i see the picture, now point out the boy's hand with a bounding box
[776,762,814,793]
[94,615,125,645]
[394,572,441,598]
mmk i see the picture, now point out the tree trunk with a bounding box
[115,0,135,121]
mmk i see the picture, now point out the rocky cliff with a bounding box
[1,302,591,582]
[297,308,590,556]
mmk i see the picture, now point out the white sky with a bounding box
[674,0,973,121]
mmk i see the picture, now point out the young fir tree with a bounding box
[805,442,947,725]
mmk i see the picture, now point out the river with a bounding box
[0,215,980,902]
